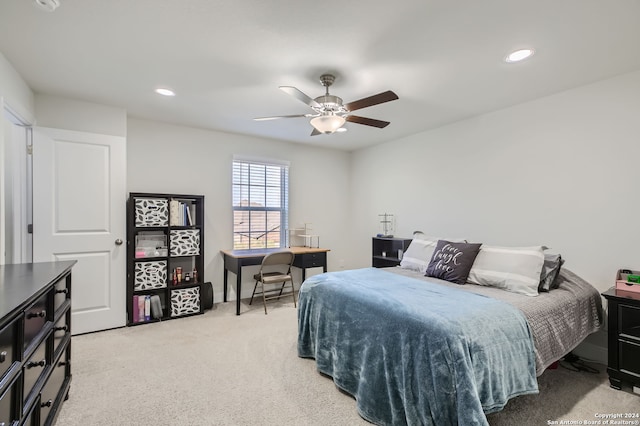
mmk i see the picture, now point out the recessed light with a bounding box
[155,88,175,97]
[336,127,348,133]
[505,49,534,63]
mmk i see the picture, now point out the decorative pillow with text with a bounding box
[400,234,467,274]
[425,240,482,284]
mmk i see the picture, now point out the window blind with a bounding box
[232,160,289,250]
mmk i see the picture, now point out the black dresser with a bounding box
[602,287,640,391]
[0,261,75,426]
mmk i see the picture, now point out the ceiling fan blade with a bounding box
[346,115,390,128]
[279,86,322,109]
[254,114,312,121]
[310,128,321,136]
[344,90,398,112]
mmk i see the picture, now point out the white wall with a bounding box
[351,70,640,362]
[0,52,35,123]
[35,94,127,137]
[351,70,640,294]
[127,118,353,303]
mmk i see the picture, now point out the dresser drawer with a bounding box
[23,339,48,406]
[39,346,69,426]
[53,278,70,316]
[0,318,20,381]
[52,316,69,358]
[619,339,640,379]
[619,304,640,343]
[294,252,326,269]
[0,372,20,426]
[21,397,38,426]
[24,293,50,354]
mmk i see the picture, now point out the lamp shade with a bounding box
[310,115,346,134]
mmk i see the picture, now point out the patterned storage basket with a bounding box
[134,260,168,291]
[135,198,169,227]
[170,229,200,256]
[170,286,201,317]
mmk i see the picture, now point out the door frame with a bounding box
[1,100,33,265]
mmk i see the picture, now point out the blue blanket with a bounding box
[297,268,538,426]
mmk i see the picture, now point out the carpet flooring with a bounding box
[56,300,638,426]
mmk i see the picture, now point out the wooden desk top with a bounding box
[221,246,330,259]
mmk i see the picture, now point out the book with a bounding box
[138,296,145,322]
[185,204,193,226]
[144,295,151,321]
[150,294,163,319]
[132,295,139,323]
[189,204,196,225]
[169,199,180,226]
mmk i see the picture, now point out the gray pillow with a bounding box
[467,245,545,296]
[425,240,482,284]
[539,253,564,292]
[549,255,565,290]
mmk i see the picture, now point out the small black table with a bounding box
[602,287,640,391]
[221,247,330,315]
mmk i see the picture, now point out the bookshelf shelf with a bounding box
[126,192,205,325]
[372,237,412,268]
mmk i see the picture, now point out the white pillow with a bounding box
[399,235,465,274]
[399,238,438,274]
[467,245,545,296]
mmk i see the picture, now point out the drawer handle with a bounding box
[41,399,53,408]
[0,350,6,363]
[27,310,46,319]
[56,288,68,294]
[26,359,45,369]
[55,325,68,332]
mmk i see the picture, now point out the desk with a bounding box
[221,247,330,315]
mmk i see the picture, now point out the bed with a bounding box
[297,266,602,426]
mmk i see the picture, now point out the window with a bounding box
[232,158,289,250]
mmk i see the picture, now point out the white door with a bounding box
[33,127,126,334]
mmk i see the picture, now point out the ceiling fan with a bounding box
[254,74,399,136]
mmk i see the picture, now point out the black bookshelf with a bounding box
[126,192,205,325]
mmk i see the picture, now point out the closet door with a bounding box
[33,127,126,334]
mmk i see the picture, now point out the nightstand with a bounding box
[602,287,640,390]
[372,237,412,268]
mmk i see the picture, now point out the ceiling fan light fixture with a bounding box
[257,73,397,135]
[33,0,60,12]
[310,114,346,134]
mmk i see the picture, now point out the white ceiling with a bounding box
[1,0,640,151]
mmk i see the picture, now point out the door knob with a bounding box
[115,239,123,245]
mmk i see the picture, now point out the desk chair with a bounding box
[250,251,296,314]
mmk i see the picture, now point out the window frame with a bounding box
[232,156,289,250]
